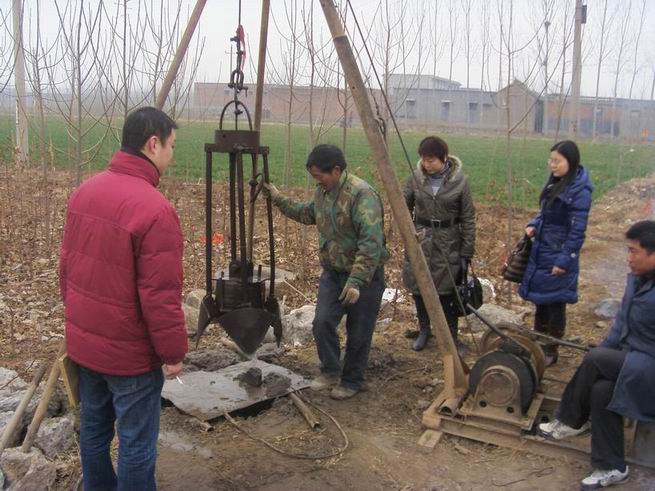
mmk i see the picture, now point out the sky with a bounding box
[2,0,655,101]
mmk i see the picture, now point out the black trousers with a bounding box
[556,347,628,471]
[413,294,459,341]
[313,268,385,390]
[534,302,566,356]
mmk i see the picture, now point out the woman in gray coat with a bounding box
[402,136,476,351]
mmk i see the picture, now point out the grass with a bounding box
[1,114,654,207]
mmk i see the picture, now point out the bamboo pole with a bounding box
[318,0,467,397]
[154,0,207,110]
[0,365,47,456]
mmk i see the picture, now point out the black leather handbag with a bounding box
[457,264,483,316]
[502,234,533,283]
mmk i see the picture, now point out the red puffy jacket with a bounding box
[60,150,188,376]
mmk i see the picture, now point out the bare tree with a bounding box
[446,0,459,82]
[479,0,491,126]
[591,0,613,139]
[462,0,475,128]
[368,0,424,136]
[554,0,574,141]
[610,0,632,139]
[430,0,445,79]
[12,0,29,164]
[47,0,109,185]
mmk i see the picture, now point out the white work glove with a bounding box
[339,285,360,306]
[262,182,280,200]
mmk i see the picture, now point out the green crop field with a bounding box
[1,115,654,208]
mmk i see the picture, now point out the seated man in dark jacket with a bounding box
[538,220,655,490]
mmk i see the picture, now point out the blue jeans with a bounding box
[313,268,385,390]
[79,366,164,491]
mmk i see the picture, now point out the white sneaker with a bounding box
[538,419,590,440]
[309,374,339,391]
[580,467,629,489]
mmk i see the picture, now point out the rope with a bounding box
[223,391,349,460]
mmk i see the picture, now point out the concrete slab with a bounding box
[161,360,309,421]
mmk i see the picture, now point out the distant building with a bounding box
[193,76,655,140]
[193,82,373,127]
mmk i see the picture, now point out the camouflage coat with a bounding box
[273,171,389,289]
[401,155,476,295]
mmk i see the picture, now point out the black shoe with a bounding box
[412,329,431,351]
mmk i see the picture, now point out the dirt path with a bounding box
[2,167,654,490]
[152,178,655,491]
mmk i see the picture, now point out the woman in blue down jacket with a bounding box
[519,140,593,366]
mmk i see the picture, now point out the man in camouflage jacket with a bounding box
[265,144,388,399]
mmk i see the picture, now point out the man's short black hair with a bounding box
[626,220,655,253]
[306,144,347,172]
[121,107,178,151]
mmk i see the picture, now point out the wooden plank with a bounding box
[58,353,79,408]
[417,430,443,449]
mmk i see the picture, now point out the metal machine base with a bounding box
[422,389,655,469]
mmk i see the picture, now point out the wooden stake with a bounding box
[289,392,321,430]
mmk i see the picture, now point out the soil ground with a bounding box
[1,165,655,490]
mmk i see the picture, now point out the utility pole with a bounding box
[569,0,584,138]
[13,0,28,164]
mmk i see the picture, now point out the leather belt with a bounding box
[415,217,460,228]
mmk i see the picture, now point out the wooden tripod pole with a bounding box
[247,0,271,261]
[154,0,207,110]
[319,0,468,398]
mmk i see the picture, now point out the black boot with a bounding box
[411,295,431,350]
[412,326,431,351]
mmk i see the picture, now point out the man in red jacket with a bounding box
[60,107,188,490]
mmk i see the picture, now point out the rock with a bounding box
[235,368,263,387]
[34,416,76,459]
[184,289,206,309]
[595,320,610,330]
[0,412,21,448]
[0,369,26,392]
[183,304,200,338]
[185,349,239,372]
[594,298,621,319]
[376,318,392,330]
[255,343,285,363]
[0,448,57,491]
[478,277,496,303]
[381,288,404,306]
[263,326,276,344]
[0,394,39,448]
[465,303,523,333]
[282,304,316,345]
[263,372,291,397]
